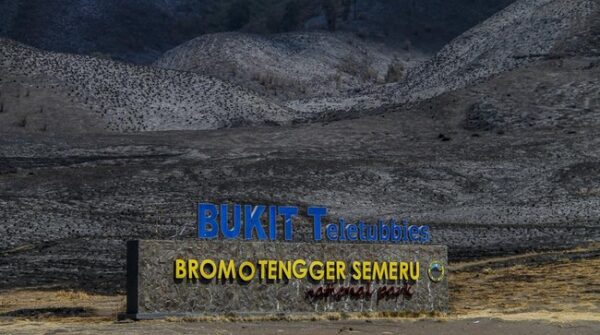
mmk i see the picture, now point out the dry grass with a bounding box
[450,257,600,316]
[54,290,93,301]
[0,288,124,320]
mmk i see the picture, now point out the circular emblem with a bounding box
[428,261,446,283]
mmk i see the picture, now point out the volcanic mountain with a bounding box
[0,38,296,133]
[1,0,600,294]
[0,0,515,63]
[155,31,415,102]
[284,0,599,115]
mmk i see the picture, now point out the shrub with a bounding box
[385,57,405,83]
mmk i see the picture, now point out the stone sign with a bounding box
[126,240,448,319]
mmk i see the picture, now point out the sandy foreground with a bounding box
[1,245,599,334]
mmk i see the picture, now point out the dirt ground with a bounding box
[1,246,599,334]
[1,318,600,335]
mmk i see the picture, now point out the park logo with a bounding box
[428,261,446,283]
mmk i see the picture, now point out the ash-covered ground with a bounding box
[0,0,600,295]
[2,99,600,292]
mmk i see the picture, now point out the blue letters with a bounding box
[268,205,277,240]
[244,205,267,240]
[220,204,241,238]
[308,206,327,241]
[198,203,218,239]
[326,223,338,240]
[197,202,431,243]
[278,206,298,241]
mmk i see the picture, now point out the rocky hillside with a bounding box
[0,39,297,133]
[0,0,515,63]
[1,0,600,294]
[385,0,599,104]
[286,0,599,115]
[2,59,600,290]
[155,31,420,101]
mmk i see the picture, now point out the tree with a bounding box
[385,57,405,83]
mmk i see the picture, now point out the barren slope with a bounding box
[2,51,600,290]
[286,0,599,115]
[155,32,419,101]
[1,0,600,298]
[0,38,296,133]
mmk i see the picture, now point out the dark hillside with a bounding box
[0,0,515,63]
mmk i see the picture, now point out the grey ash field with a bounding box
[2,93,600,291]
[1,0,600,305]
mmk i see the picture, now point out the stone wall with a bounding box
[127,240,448,319]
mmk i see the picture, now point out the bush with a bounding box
[385,57,405,83]
[337,55,378,82]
